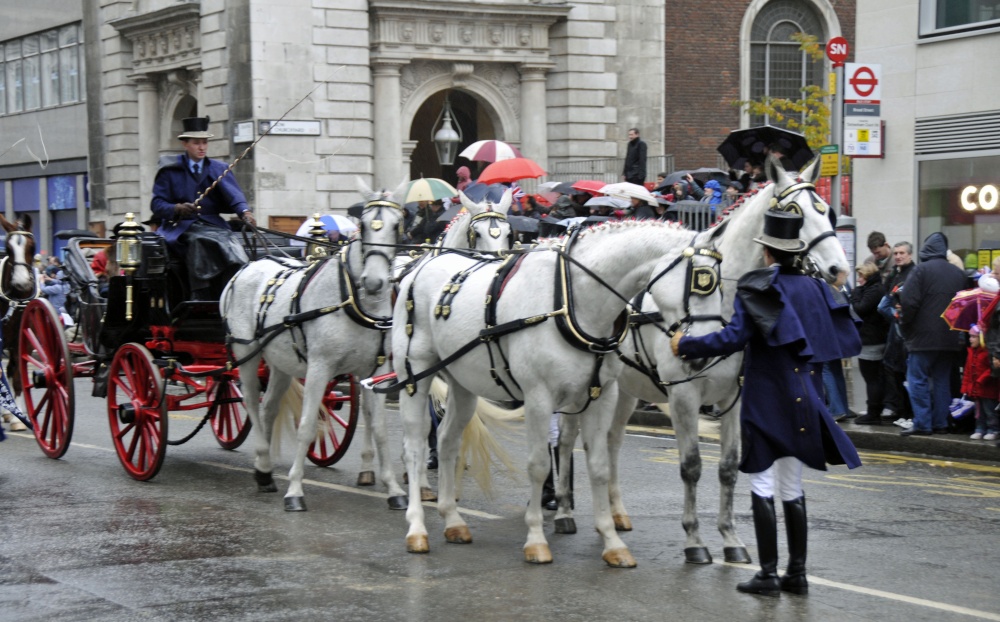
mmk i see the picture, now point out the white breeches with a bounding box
[748,457,804,501]
[549,412,560,447]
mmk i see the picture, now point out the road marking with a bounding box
[801,477,882,492]
[718,561,1000,620]
[859,452,1000,474]
[202,461,504,520]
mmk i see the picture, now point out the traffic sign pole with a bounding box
[831,63,843,216]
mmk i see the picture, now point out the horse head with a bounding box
[764,154,848,283]
[458,188,514,253]
[647,230,725,373]
[0,213,36,300]
[354,177,408,294]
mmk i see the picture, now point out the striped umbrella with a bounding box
[459,140,523,163]
[405,178,459,203]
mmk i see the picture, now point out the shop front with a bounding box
[917,150,1000,271]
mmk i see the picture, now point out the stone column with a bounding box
[372,61,405,189]
[134,75,160,221]
[401,140,419,179]
[518,64,551,173]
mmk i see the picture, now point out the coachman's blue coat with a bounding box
[678,266,862,474]
[150,155,249,247]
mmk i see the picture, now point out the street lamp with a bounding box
[432,94,462,166]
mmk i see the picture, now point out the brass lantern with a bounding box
[115,213,144,320]
[306,213,328,261]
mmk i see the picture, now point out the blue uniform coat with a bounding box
[150,155,249,247]
[678,267,862,473]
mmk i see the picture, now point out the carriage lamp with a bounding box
[306,213,328,261]
[432,94,462,166]
[116,213,143,321]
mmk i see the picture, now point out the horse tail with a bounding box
[273,379,329,463]
[429,378,521,499]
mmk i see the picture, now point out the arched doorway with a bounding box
[161,94,197,159]
[409,89,496,186]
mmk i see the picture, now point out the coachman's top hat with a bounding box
[753,210,807,253]
[178,116,213,140]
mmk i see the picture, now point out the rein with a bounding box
[0,230,39,305]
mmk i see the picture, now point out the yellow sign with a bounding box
[979,249,992,270]
[820,153,839,177]
[993,249,1000,268]
[857,129,870,142]
[829,72,836,95]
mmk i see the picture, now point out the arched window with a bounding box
[749,0,825,127]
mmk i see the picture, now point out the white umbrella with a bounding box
[600,182,658,206]
[459,140,523,163]
[291,214,357,246]
[584,196,630,209]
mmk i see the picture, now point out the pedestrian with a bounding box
[621,128,647,185]
[40,265,70,315]
[823,270,853,422]
[898,232,967,436]
[881,242,915,424]
[852,262,890,425]
[456,165,473,191]
[966,277,1000,440]
[671,210,861,597]
[863,231,894,284]
[151,116,255,300]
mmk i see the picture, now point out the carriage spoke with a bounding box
[24,328,47,363]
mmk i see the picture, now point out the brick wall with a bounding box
[665,0,856,170]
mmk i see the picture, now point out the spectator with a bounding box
[823,271,853,422]
[621,128,647,185]
[881,242,915,423]
[456,166,473,191]
[898,232,967,436]
[723,181,743,208]
[862,231,894,284]
[700,179,724,209]
[655,171,668,188]
[673,178,704,202]
[852,262,890,425]
[40,265,70,315]
[747,162,767,191]
[405,200,447,244]
[966,275,1000,440]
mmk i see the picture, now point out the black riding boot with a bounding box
[541,445,558,510]
[781,496,809,595]
[737,493,781,597]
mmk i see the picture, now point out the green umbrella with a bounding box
[405,178,459,203]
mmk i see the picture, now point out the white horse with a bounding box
[553,154,849,564]
[390,220,725,566]
[222,178,408,511]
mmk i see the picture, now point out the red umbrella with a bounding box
[570,180,607,196]
[942,287,997,332]
[478,157,547,185]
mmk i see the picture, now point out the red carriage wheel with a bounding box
[18,299,74,459]
[307,375,359,467]
[107,344,168,481]
[209,377,252,450]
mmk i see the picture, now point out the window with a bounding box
[920,0,1000,37]
[749,0,825,128]
[0,23,83,116]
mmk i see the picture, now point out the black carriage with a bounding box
[18,215,359,480]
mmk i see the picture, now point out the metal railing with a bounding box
[549,155,675,184]
[666,200,716,231]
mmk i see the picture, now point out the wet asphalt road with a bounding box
[1,384,1000,622]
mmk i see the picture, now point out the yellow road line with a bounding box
[718,561,1000,620]
[859,452,1000,474]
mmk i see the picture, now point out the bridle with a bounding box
[0,230,39,304]
[357,199,405,266]
[467,209,514,250]
[643,242,725,338]
[768,181,838,261]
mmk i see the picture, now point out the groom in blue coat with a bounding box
[151,116,256,299]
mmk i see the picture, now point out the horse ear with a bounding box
[495,188,513,215]
[356,176,376,202]
[459,191,484,215]
[800,156,821,184]
[17,213,32,230]
[764,153,790,192]
[391,178,410,206]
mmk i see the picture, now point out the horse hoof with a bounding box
[9,421,27,431]
[613,513,633,532]
[284,496,307,512]
[444,525,473,544]
[724,546,752,564]
[387,495,408,510]
[407,534,429,554]
[524,544,553,564]
[554,517,577,534]
[684,547,713,564]
[254,470,277,493]
[420,486,437,502]
[603,548,637,568]
[357,471,376,487]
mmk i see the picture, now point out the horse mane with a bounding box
[533,218,688,248]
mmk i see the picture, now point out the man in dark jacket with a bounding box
[898,232,967,436]
[621,128,647,185]
[151,116,255,299]
[881,242,915,422]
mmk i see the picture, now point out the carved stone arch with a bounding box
[738,0,842,127]
[159,85,197,156]
[400,70,521,147]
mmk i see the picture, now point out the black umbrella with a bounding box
[436,205,463,223]
[507,215,539,233]
[717,125,814,171]
[54,229,99,240]
[462,182,508,204]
